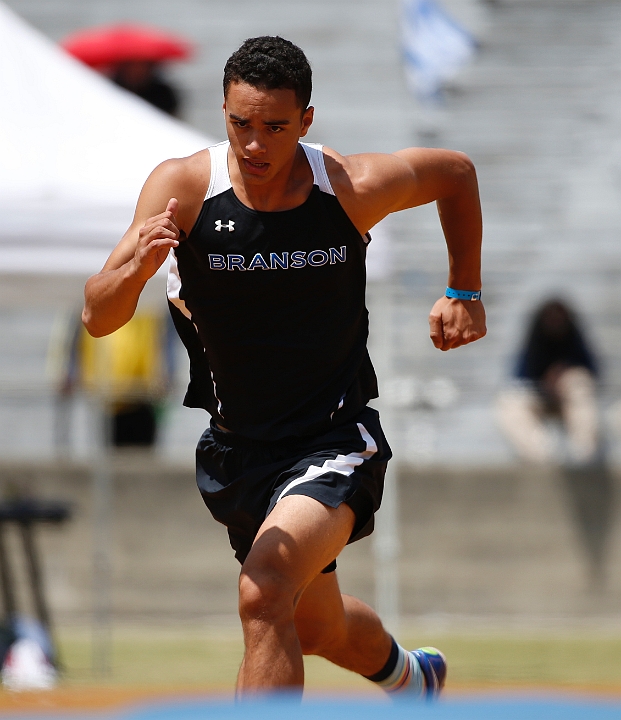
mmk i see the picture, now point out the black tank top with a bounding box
[167,141,378,441]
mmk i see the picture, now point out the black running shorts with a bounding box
[195,406,392,573]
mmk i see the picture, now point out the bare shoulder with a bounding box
[161,148,211,186]
[322,146,410,189]
[320,146,414,233]
[321,145,476,233]
[139,149,211,233]
[99,148,212,273]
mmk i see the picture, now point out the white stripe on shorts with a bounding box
[275,423,378,504]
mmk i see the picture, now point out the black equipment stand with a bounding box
[0,499,71,666]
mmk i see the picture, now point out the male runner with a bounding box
[83,36,485,698]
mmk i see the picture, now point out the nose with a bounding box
[245,132,266,156]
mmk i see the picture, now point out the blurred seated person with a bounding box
[60,311,175,448]
[496,298,600,464]
[112,61,180,116]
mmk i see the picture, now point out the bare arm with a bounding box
[325,146,486,351]
[393,147,482,293]
[82,152,208,337]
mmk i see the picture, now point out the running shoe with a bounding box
[411,647,446,698]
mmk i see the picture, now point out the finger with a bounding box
[445,326,482,350]
[137,240,178,264]
[140,223,179,244]
[460,330,478,346]
[429,313,445,349]
[145,237,179,252]
[141,217,178,235]
[166,197,179,216]
[440,334,458,351]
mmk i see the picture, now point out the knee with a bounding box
[296,615,346,657]
[238,567,295,626]
[557,367,595,400]
[297,624,335,656]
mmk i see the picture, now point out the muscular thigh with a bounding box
[242,494,355,598]
[196,407,390,571]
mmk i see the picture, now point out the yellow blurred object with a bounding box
[79,313,165,399]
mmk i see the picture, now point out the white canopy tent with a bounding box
[0,2,218,675]
[0,1,216,277]
[0,1,401,641]
[0,1,394,281]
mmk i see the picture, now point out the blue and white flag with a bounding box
[402,0,476,101]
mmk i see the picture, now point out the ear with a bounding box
[299,106,314,138]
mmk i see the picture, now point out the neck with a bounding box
[228,144,314,212]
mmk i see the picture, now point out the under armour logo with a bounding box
[215,220,235,232]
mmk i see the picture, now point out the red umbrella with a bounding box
[61,23,192,67]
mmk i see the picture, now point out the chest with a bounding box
[179,187,365,277]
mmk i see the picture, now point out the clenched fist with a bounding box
[429,296,487,351]
[132,198,182,282]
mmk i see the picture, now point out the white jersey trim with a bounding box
[300,143,336,196]
[302,143,368,244]
[206,141,335,199]
[206,141,233,199]
[168,141,336,310]
[166,250,191,318]
[275,422,378,504]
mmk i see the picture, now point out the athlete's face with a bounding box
[223,82,314,183]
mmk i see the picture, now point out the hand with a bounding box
[132,198,182,282]
[429,296,487,351]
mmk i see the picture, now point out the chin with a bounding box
[243,169,273,182]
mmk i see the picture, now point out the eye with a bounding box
[233,120,248,128]
[269,126,283,133]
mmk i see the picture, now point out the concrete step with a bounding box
[0,459,618,624]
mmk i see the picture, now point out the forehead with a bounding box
[225,81,300,115]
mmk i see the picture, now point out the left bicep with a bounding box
[391,148,477,210]
[325,147,476,233]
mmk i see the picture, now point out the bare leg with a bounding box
[295,571,392,677]
[496,386,553,462]
[236,495,360,695]
[557,367,599,463]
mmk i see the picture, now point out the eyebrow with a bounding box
[229,113,291,125]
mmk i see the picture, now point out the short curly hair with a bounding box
[223,36,312,110]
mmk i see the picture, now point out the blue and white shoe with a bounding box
[411,647,447,698]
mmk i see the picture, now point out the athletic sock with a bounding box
[364,637,424,696]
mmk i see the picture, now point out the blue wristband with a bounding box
[445,287,481,301]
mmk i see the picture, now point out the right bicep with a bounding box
[99,158,190,273]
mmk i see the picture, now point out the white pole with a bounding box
[91,396,113,677]
[373,454,400,635]
[369,278,400,636]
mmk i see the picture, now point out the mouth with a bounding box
[243,158,270,175]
